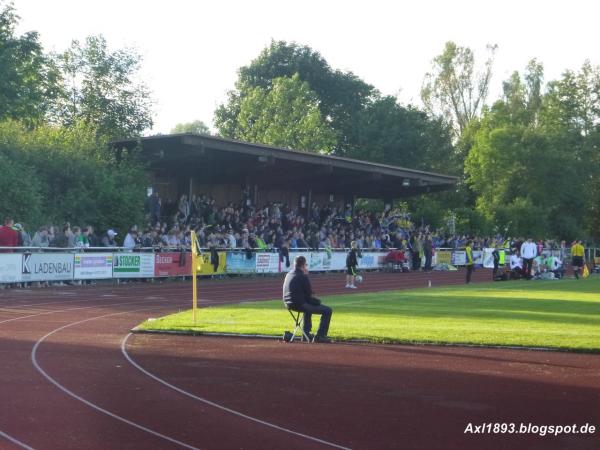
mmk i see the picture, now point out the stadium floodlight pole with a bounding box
[191,231,199,325]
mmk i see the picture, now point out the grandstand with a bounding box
[111,133,458,211]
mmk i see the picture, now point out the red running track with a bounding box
[0,270,599,450]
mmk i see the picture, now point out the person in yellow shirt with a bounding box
[571,240,585,280]
[465,240,474,284]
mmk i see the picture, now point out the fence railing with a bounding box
[0,246,596,284]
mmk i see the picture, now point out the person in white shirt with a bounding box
[509,252,523,279]
[520,238,537,279]
[123,229,138,250]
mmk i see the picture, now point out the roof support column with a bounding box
[306,189,312,221]
[344,194,355,215]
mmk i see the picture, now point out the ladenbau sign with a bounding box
[21,253,73,281]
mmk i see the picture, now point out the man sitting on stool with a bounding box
[283,256,333,343]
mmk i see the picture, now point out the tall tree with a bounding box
[223,73,337,152]
[0,0,60,124]
[215,40,375,155]
[171,120,211,135]
[421,41,497,140]
[53,35,153,139]
[465,61,599,239]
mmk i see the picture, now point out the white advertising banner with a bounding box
[482,248,495,269]
[452,251,467,266]
[0,254,22,283]
[74,253,113,279]
[255,252,280,273]
[21,253,73,281]
[112,253,154,278]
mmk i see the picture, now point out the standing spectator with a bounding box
[411,234,422,271]
[52,225,72,248]
[0,217,19,252]
[465,240,474,284]
[149,191,161,225]
[123,228,138,250]
[32,226,50,248]
[14,223,31,247]
[73,227,90,248]
[423,235,433,271]
[520,238,537,280]
[102,229,118,247]
[571,240,585,280]
[86,226,100,247]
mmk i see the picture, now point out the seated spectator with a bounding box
[509,251,522,279]
[547,255,565,279]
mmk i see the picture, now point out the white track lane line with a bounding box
[0,430,36,450]
[121,333,352,450]
[0,295,225,326]
[31,304,201,450]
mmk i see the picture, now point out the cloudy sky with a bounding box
[16,0,600,134]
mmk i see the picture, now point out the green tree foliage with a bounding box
[0,120,147,232]
[215,40,375,155]
[0,1,60,125]
[352,96,457,174]
[229,74,337,152]
[421,41,497,141]
[52,35,153,139]
[466,61,600,239]
[171,120,211,135]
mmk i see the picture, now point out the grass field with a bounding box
[137,277,600,352]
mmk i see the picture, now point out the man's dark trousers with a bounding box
[295,303,332,337]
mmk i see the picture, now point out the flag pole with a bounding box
[191,231,198,325]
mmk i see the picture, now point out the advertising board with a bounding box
[74,253,113,279]
[113,253,155,278]
[154,252,191,277]
[21,253,73,281]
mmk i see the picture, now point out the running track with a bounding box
[0,270,598,450]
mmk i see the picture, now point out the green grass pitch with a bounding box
[137,277,600,352]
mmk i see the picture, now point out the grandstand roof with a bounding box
[111,134,458,199]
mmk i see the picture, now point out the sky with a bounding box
[15,0,600,134]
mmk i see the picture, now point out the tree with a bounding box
[0,120,148,232]
[52,35,153,139]
[215,40,375,155]
[352,95,457,174]
[421,41,497,140]
[219,73,337,152]
[465,62,599,239]
[171,120,211,135]
[0,1,60,124]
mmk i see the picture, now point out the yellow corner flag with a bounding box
[191,231,199,324]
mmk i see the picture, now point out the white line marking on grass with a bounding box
[0,430,36,450]
[31,305,201,450]
[121,333,352,450]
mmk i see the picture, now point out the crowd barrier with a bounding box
[0,246,596,284]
